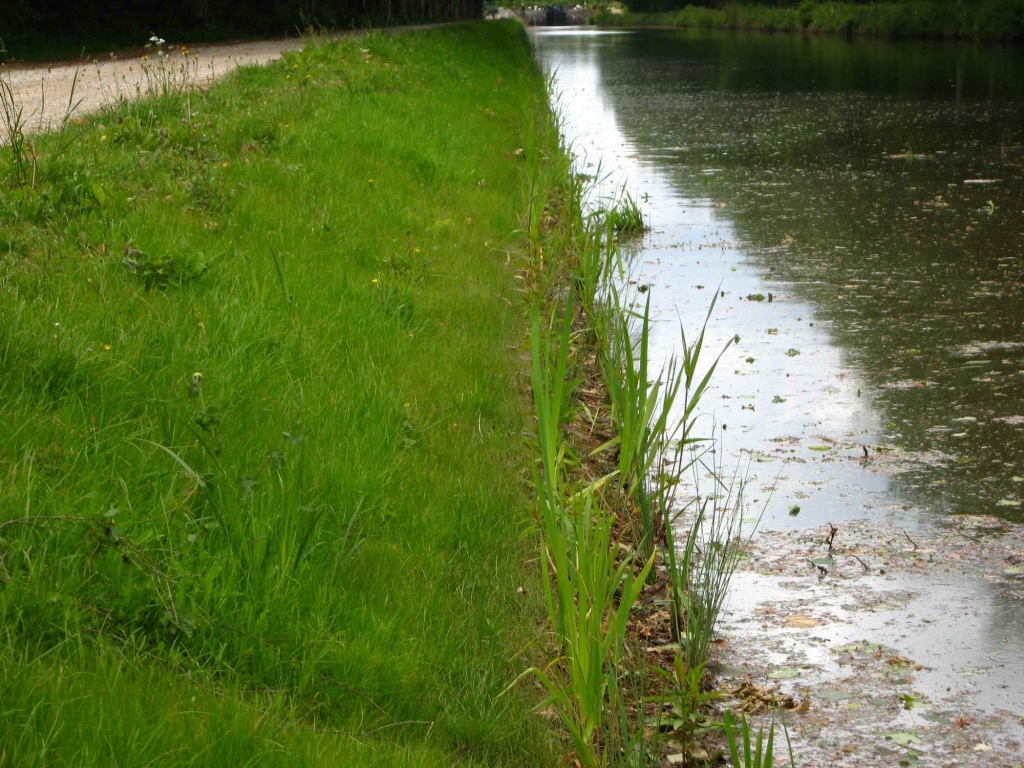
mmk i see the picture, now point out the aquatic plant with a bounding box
[723,711,796,768]
[603,191,647,235]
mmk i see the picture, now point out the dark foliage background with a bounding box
[0,0,480,53]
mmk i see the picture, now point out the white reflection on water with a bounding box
[532,27,892,532]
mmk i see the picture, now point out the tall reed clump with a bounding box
[509,94,644,765]
[519,78,778,761]
[519,297,654,766]
[0,64,82,191]
[723,711,796,768]
[516,131,757,765]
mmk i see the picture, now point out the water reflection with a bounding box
[532,27,1024,528]
[531,28,1024,746]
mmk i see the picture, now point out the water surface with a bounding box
[531,28,1024,754]
[532,28,1024,530]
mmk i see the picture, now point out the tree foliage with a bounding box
[0,0,480,47]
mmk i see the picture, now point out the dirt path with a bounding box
[1,38,305,135]
[1,25,449,136]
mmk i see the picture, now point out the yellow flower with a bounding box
[103,344,111,351]
[404,403,411,408]
[367,179,374,185]
[413,247,421,253]
[222,162,229,168]
[371,278,378,284]
[100,135,107,141]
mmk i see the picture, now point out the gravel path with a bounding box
[2,38,306,135]
[1,25,449,136]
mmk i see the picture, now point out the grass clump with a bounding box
[600,191,648,236]
[0,21,568,766]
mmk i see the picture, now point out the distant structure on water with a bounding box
[518,5,596,25]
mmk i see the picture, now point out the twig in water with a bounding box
[851,554,870,572]
[808,559,828,577]
[825,523,839,551]
[954,526,983,544]
[902,529,919,551]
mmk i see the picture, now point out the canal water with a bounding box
[531,27,1024,763]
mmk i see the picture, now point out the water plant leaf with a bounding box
[808,556,835,566]
[768,667,800,679]
[997,499,1021,507]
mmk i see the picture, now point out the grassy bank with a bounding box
[594,1,1024,41]
[0,21,563,766]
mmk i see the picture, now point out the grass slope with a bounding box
[0,21,558,766]
[596,1,1024,41]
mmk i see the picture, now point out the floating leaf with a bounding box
[998,499,1021,507]
[768,667,801,679]
[786,348,800,357]
[785,613,821,629]
[901,693,924,710]
[809,556,835,566]
[809,445,831,452]
[1004,566,1023,576]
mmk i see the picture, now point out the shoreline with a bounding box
[593,3,1024,43]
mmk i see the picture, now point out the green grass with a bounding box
[595,0,1024,41]
[0,21,563,766]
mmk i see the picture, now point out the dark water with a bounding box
[533,28,1024,529]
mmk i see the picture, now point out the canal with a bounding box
[532,26,1024,763]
